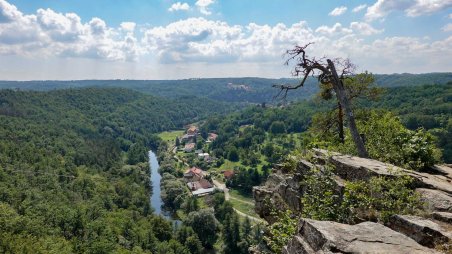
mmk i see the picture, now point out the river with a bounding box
[148,150,180,224]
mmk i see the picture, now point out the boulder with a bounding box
[416,188,452,212]
[386,215,452,248]
[283,218,437,254]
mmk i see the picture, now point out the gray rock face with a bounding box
[416,188,452,212]
[314,149,452,194]
[433,212,452,223]
[386,215,452,248]
[253,171,303,223]
[283,219,437,254]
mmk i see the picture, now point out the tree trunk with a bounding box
[327,59,368,158]
[338,102,344,143]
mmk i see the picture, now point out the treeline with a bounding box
[0,87,235,253]
[1,73,450,103]
[362,82,451,162]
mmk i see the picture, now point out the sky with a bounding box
[0,0,451,80]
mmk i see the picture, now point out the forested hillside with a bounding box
[1,73,450,103]
[200,82,451,169]
[0,88,234,253]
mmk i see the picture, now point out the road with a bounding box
[212,179,264,223]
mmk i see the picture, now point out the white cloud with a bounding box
[0,0,21,23]
[366,0,452,21]
[329,6,347,16]
[365,0,411,21]
[0,0,451,78]
[406,0,452,17]
[120,22,136,32]
[449,13,452,19]
[315,23,352,36]
[352,4,367,13]
[0,0,139,61]
[168,2,190,12]
[195,0,214,15]
[350,22,383,35]
[442,23,452,32]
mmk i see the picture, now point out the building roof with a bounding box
[199,179,213,189]
[187,126,198,133]
[208,133,218,141]
[185,167,203,176]
[223,170,235,179]
[192,187,215,196]
[184,143,195,149]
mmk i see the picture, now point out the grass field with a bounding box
[229,189,254,203]
[229,198,258,217]
[158,130,184,142]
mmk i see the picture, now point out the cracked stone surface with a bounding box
[387,215,452,248]
[283,219,438,254]
[416,188,452,212]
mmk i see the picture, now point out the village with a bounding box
[157,125,263,222]
[177,125,233,197]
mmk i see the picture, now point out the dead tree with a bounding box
[274,43,369,158]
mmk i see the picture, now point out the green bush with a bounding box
[341,175,423,223]
[263,210,298,254]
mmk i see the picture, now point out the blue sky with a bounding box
[0,0,451,80]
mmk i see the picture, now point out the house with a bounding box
[198,153,210,160]
[208,133,218,142]
[184,143,195,152]
[187,179,213,191]
[187,179,215,196]
[195,149,203,154]
[184,167,204,182]
[187,126,198,135]
[181,134,195,142]
[223,170,235,180]
[191,187,215,196]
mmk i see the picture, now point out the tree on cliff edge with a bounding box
[274,43,369,158]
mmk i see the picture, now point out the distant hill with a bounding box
[0,73,450,103]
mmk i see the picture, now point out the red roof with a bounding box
[208,133,218,140]
[185,143,195,149]
[223,170,234,179]
[185,167,203,175]
[199,179,213,189]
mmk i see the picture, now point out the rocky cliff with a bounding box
[253,149,452,253]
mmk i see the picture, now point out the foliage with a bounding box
[263,210,298,254]
[160,173,189,210]
[0,87,233,252]
[226,167,262,194]
[308,110,441,171]
[184,208,220,249]
[347,110,440,171]
[294,155,423,224]
[341,175,423,223]
[301,164,342,221]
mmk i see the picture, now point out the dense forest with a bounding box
[1,73,450,103]
[0,77,450,253]
[0,88,236,253]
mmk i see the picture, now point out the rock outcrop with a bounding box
[253,170,304,223]
[283,219,437,254]
[253,150,452,253]
[416,188,452,212]
[314,149,452,194]
[386,215,452,248]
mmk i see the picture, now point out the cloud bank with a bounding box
[0,0,451,79]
